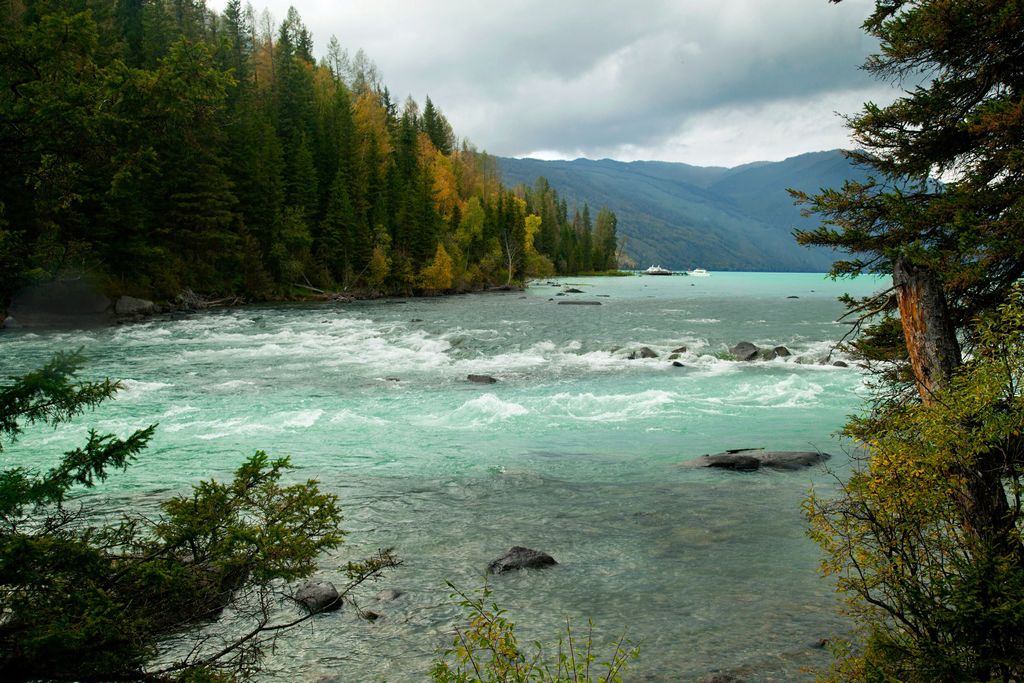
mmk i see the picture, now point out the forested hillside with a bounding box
[0,0,618,309]
[499,151,869,272]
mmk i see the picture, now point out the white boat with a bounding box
[688,268,710,277]
[643,265,673,275]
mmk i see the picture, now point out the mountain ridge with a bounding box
[497,150,866,272]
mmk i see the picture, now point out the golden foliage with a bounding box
[419,242,453,292]
[353,90,392,173]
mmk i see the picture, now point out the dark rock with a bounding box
[557,300,601,305]
[810,637,830,649]
[468,374,498,384]
[698,454,762,471]
[410,318,423,322]
[786,295,800,299]
[362,610,382,622]
[668,353,680,360]
[295,580,341,613]
[685,449,831,472]
[730,341,759,361]
[375,588,405,602]
[487,546,557,574]
[563,287,584,293]
[385,377,401,382]
[758,451,831,470]
[672,346,687,353]
[758,348,779,361]
[672,361,686,367]
[2,315,19,329]
[10,278,113,327]
[773,346,792,357]
[832,360,849,367]
[555,292,566,296]
[699,675,747,683]
[638,347,658,359]
[114,295,156,316]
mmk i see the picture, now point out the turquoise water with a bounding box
[2,272,884,681]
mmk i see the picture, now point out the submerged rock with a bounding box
[375,588,405,602]
[295,580,341,613]
[628,347,659,360]
[684,449,831,472]
[773,345,792,357]
[487,546,557,574]
[557,300,601,305]
[467,374,498,384]
[699,675,747,683]
[563,287,584,293]
[672,345,688,353]
[730,341,759,361]
[832,360,849,368]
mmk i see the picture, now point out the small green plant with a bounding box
[430,582,639,683]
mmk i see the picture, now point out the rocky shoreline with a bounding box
[1,277,525,330]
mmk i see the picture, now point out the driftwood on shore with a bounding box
[176,289,245,310]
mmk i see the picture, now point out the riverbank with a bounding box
[0,277,531,330]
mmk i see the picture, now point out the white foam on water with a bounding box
[683,318,721,324]
[542,389,678,422]
[424,394,529,428]
[175,316,455,373]
[329,409,390,426]
[709,374,825,409]
[161,404,199,418]
[278,409,323,428]
[165,408,321,440]
[451,340,622,377]
[119,379,173,396]
[209,379,257,391]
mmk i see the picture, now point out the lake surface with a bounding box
[2,272,885,681]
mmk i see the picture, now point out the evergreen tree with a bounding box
[797,1,1024,679]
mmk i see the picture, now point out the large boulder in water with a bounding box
[9,278,112,327]
[685,449,830,472]
[115,295,156,316]
[467,374,498,384]
[295,580,341,613]
[487,546,557,574]
[730,342,759,361]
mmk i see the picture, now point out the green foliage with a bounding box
[796,4,1024,681]
[0,0,589,304]
[806,288,1024,682]
[431,583,639,683]
[792,0,1024,346]
[0,355,396,681]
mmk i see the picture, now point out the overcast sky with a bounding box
[226,0,899,168]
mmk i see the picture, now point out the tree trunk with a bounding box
[892,256,1017,562]
[892,255,962,400]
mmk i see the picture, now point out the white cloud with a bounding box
[220,0,899,167]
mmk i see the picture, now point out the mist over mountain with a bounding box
[498,150,868,272]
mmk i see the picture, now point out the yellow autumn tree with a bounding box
[419,242,453,293]
[353,90,393,175]
[367,244,390,291]
[523,214,555,278]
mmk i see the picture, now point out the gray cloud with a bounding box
[233,0,897,166]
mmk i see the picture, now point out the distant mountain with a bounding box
[497,150,868,272]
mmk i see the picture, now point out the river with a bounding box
[2,272,884,681]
